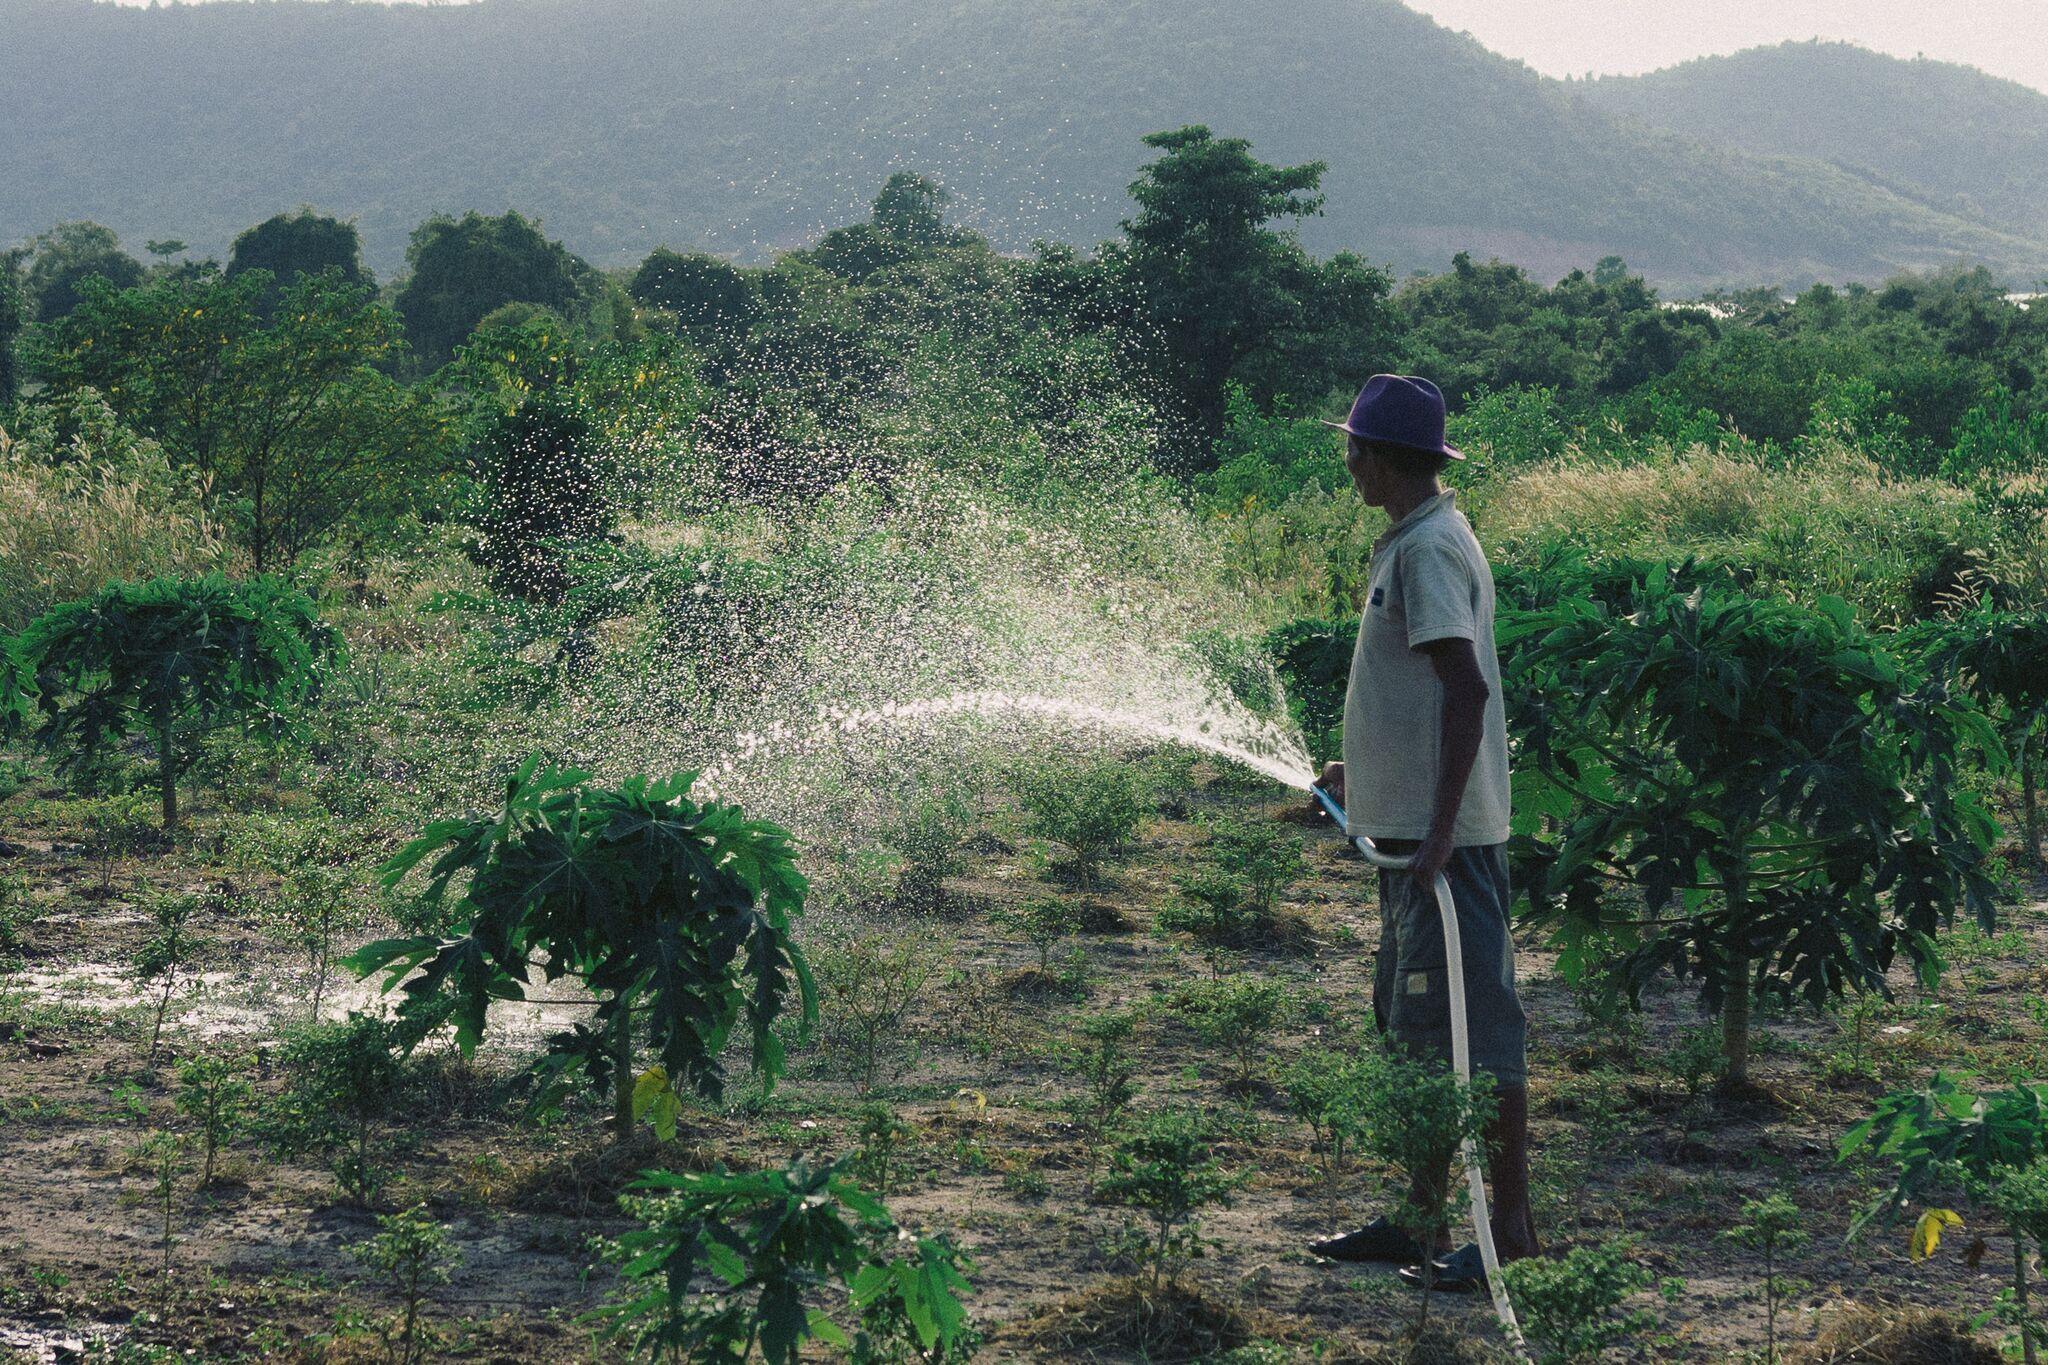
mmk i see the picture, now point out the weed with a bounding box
[132,888,207,1061]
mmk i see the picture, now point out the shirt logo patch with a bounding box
[1407,971,1430,995]
[1370,587,1385,606]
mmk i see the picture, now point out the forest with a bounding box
[3,122,2048,1363]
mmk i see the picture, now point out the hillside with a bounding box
[1582,41,2048,248]
[4,0,2046,289]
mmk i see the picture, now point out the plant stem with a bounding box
[156,711,178,830]
[611,1005,635,1144]
[1722,953,1751,1087]
[2018,1231,2038,1365]
[2022,727,2044,873]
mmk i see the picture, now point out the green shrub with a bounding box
[174,1053,251,1189]
[349,1203,460,1365]
[1161,977,1286,1090]
[1096,1108,1241,1290]
[1500,1237,1656,1363]
[1015,760,1147,889]
[264,1013,404,1204]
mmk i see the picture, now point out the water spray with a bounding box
[1310,782,1528,1356]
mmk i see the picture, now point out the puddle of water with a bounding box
[0,1320,127,1363]
[10,957,600,1048]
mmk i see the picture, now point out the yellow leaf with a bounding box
[1911,1208,1963,1261]
[631,1065,681,1140]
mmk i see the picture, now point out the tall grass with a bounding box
[1478,441,2044,623]
[0,393,238,631]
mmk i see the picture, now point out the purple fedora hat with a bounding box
[1322,374,1464,461]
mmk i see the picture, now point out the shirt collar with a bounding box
[1373,489,1456,554]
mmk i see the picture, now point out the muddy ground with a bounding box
[3,769,2044,1363]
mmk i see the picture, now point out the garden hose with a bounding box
[1311,783,1528,1355]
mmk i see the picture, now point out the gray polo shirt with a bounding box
[1340,490,1511,846]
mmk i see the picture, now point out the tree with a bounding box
[1120,126,1326,453]
[23,221,144,322]
[0,246,29,404]
[1908,606,2048,870]
[228,208,369,304]
[470,388,614,602]
[1508,567,1999,1085]
[7,574,337,828]
[630,248,756,342]
[31,266,449,568]
[395,211,595,367]
[353,757,815,1143]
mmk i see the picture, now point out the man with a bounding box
[1308,373,1538,1289]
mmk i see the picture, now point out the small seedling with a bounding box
[1015,760,1146,889]
[1162,977,1286,1090]
[991,895,1084,979]
[887,792,973,911]
[1062,1010,1140,1176]
[350,1202,460,1365]
[264,1014,402,1205]
[1355,1048,1496,1345]
[1281,1047,1371,1195]
[852,1100,912,1198]
[135,1129,185,1277]
[1153,868,1257,975]
[133,889,206,1061]
[813,929,940,1092]
[1096,1108,1241,1290]
[1201,813,1305,916]
[175,1053,252,1188]
[1722,1192,1807,1363]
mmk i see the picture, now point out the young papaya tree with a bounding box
[1505,566,1999,1087]
[1905,605,2048,870]
[3,573,336,827]
[351,756,815,1143]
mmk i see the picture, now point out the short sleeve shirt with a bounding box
[1340,491,1511,846]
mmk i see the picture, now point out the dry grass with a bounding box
[0,400,238,630]
[1478,443,2043,623]
[1790,1304,2002,1363]
[999,1275,1287,1362]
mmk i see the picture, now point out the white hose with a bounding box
[1313,785,1528,1356]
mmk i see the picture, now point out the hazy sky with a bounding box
[1408,0,2048,94]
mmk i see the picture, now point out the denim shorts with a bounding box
[1371,841,1528,1090]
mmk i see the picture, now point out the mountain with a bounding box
[4,0,2045,291]
[1581,40,2048,248]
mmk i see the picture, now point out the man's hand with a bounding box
[1408,824,1455,891]
[1314,760,1345,815]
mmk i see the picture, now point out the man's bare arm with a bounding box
[1412,635,1489,880]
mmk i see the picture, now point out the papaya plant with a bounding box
[1846,1072,2048,1364]
[1906,604,2048,870]
[3,573,336,827]
[1505,566,2000,1085]
[351,756,814,1143]
[591,1158,974,1364]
